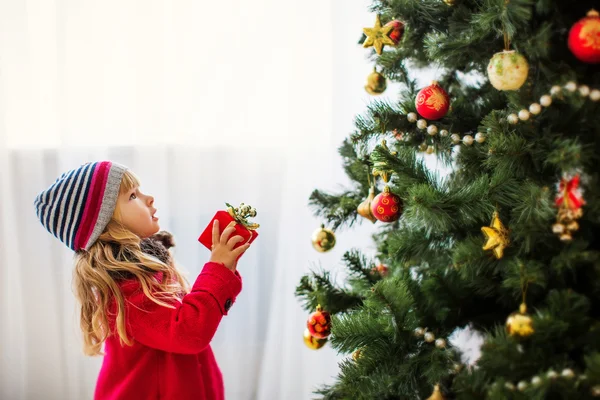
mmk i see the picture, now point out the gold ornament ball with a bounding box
[357,186,378,223]
[442,0,455,5]
[303,328,327,350]
[506,303,534,338]
[487,50,529,91]
[311,224,336,252]
[365,70,387,95]
[427,384,446,400]
[352,349,362,361]
[591,385,600,396]
[414,327,425,337]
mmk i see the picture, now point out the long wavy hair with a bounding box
[73,170,191,356]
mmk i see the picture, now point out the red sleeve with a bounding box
[119,262,242,354]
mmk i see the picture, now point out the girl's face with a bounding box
[116,185,160,238]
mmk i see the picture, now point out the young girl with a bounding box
[34,160,250,400]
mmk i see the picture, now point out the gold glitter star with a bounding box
[363,15,395,55]
[481,211,510,259]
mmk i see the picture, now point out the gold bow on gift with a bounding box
[226,202,260,230]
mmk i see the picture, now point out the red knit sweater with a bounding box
[94,262,242,400]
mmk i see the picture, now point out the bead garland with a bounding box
[397,81,600,152]
[491,367,600,396]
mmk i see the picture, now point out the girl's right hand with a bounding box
[208,220,251,272]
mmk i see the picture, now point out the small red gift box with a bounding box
[198,204,259,257]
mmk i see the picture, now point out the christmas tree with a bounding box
[296,1,600,399]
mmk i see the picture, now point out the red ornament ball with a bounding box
[370,186,403,223]
[371,264,389,277]
[415,81,450,120]
[385,20,404,45]
[568,9,600,64]
[307,305,331,339]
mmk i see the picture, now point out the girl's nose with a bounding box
[147,195,154,206]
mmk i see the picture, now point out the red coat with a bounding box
[94,262,243,400]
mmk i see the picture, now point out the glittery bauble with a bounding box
[303,328,327,350]
[370,185,403,222]
[568,10,600,64]
[311,224,336,252]
[365,70,387,95]
[352,348,362,361]
[384,20,405,45]
[307,305,332,339]
[487,50,529,91]
[415,81,450,120]
[506,303,534,338]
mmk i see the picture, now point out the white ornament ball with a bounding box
[424,332,435,343]
[475,133,486,143]
[507,114,519,124]
[590,90,600,102]
[505,382,515,391]
[518,109,530,121]
[565,81,577,92]
[562,369,575,379]
[517,381,528,392]
[592,385,600,397]
[414,327,425,337]
[463,135,474,145]
[427,125,438,136]
[417,119,428,130]
[531,376,542,387]
[451,134,461,144]
[407,112,418,123]
[487,50,529,91]
[440,129,449,137]
[435,338,446,349]
[579,85,590,97]
[547,370,558,379]
[540,95,552,107]
[550,85,562,95]
[529,103,542,115]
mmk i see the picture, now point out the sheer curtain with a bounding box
[0,1,346,399]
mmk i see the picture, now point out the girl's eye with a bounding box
[129,193,137,200]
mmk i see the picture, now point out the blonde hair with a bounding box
[73,170,191,356]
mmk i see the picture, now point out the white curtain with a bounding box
[0,1,355,399]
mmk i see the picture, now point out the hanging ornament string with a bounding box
[505,262,534,338]
[502,0,511,51]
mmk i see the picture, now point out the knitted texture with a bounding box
[34,161,128,251]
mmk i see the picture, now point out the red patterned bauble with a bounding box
[307,305,331,339]
[568,9,600,64]
[385,20,404,45]
[415,81,450,120]
[371,185,403,222]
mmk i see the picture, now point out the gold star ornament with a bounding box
[363,15,395,55]
[481,211,510,259]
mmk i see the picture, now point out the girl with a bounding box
[34,160,250,400]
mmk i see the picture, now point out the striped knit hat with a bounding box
[34,161,128,252]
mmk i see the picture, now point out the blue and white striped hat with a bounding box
[34,161,128,251]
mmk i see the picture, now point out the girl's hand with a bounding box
[208,220,250,272]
